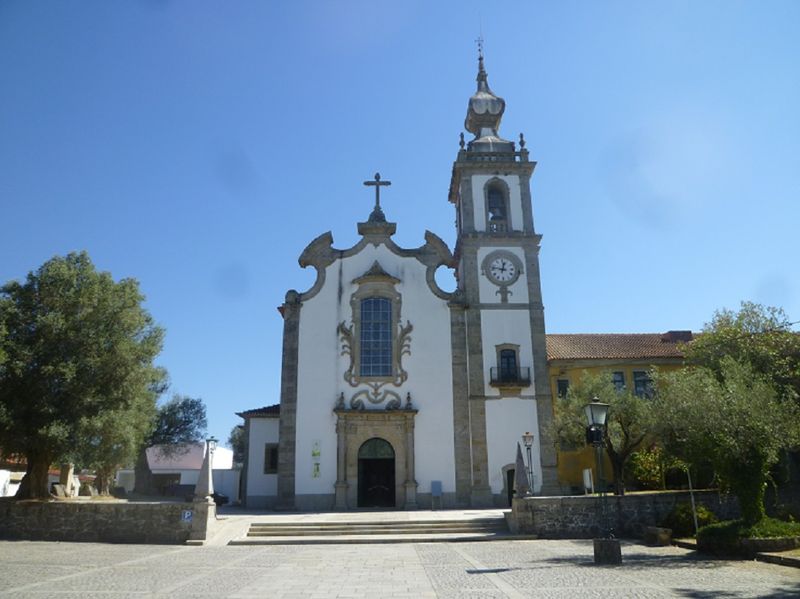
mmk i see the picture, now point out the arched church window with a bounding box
[338,261,411,392]
[360,297,392,376]
[486,182,508,232]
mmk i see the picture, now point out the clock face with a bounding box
[490,257,516,282]
[483,251,523,286]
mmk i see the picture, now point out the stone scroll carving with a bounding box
[337,319,413,409]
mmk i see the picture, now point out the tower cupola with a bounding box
[464,54,514,152]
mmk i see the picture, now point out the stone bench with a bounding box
[644,526,672,546]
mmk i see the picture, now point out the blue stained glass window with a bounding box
[360,297,392,376]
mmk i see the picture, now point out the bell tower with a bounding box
[447,51,559,505]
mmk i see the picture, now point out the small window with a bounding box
[486,183,508,232]
[633,371,653,398]
[264,443,279,474]
[612,371,625,392]
[557,379,570,398]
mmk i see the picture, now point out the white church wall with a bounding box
[470,174,523,233]
[294,243,456,506]
[294,252,354,504]
[476,246,529,305]
[485,398,541,495]
[479,309,534,397]
[245,417,279,503]
[392,252,456,497]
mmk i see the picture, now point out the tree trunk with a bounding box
[604,442,627,496]
[95,468,113,496]
[610,456,626,496]
[16,450,53,499]
[133,447,153,495]
[731,465,768,525]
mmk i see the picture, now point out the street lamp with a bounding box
[584,397,609,429]
[583,395,621,564]
[521,432,534,493]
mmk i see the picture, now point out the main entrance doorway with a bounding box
[357,438,395,508]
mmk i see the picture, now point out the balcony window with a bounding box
[490,345,530,387]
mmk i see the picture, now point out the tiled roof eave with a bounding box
[236,404,280,419]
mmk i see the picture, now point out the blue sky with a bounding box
[1,1,798,446]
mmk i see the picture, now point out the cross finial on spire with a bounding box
[475,35,486,81]
[475,35,484,60]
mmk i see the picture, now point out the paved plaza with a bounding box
[0,538,798,598]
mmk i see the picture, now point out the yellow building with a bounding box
[546,331,692,492]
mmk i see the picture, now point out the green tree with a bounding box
[655,358,800,524]
[685,302,800,399]
[228,424,245,465]
[0,252,165,499]
[551,372,656,495]
[133,394,207,495]
[75,375,164,495]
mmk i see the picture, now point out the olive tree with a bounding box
[654,358,800,524]
[0,252,165,498]
[551,371,656,495]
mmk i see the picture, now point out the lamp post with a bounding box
[521,432,534,493]
[584,396,621,565]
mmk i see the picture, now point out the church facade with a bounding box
[240,55,560,510]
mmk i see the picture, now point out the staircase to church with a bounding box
[229,512,527,545]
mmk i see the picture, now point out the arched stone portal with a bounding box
[334,408,418,510]
[357,438,395,507]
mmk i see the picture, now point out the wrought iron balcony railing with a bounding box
[489,367,531,387]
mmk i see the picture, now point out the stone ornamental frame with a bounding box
[334,408,418,509]
[337,261,413,410]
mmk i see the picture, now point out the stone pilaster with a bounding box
[334,416,348,509]
[449,301,472,507]
[468,397,493,507]
[276,290,301,510]
[524,241,559,495]
[404,416,418,509]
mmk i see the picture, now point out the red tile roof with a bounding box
[546,332,692,361]
[236,404,280,418]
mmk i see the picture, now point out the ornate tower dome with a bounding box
[464,53,514,153]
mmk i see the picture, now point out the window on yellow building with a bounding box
[556,379,569,398]
[633,371,653,398]
[612,371,625,391]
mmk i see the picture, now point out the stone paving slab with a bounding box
[0,539,797,598]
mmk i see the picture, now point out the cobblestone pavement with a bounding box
[0,539,797,598]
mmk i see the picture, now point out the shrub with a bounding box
[773,503,800,523]
[661,502,718,537]
[697,517,800,556]
[628,446,687,490]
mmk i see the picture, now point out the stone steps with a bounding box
[230,515,519,545]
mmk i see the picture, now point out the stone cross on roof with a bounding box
[363,172,391,223]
